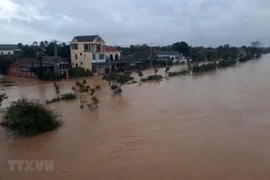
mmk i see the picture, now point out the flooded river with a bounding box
[1,55,270,180]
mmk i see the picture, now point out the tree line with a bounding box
[117,40,269,62]
[17,41,70,60]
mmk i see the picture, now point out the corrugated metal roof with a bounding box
[0,44,20,50]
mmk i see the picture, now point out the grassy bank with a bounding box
[141,75,163,82]
[168,70,190,77]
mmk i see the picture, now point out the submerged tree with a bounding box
[0,93,7,107]
[154,68,159,75]
[138,71,143,80]
[103,72,134,94]
[54,81,60,98]
[165,67,170,75]
[72,80,100,111]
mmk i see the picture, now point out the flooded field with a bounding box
[1,55,270,180]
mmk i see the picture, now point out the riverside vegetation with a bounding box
[46,82,77,104]
[0,94,62,137]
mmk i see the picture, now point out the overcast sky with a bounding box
[1,0,270,46]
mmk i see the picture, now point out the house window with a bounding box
[110,54,113,60]
[76,63,78,67]
[92,54,96,60]
[80,53,82,56]
[81,62,83,65]
[99,54,104,60]
[75,54,77,60]
[72,44,78,50]
[72,63,74,66]
[115,54,119,60]
[84,44,89,52]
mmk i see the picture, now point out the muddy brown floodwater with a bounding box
[1,55,270,180]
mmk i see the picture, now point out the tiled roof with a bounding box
[105,46,120,52]
[74,35,98,42]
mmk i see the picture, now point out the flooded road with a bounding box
[1,55,270,180]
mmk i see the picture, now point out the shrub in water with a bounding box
[61,93,77,100]
[141,75,163,82]
[218,60,236,68]
[1,97,62,137]
[168,70,189,77]
[192,63,217,73]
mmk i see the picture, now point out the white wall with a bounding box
[0,50,14,55]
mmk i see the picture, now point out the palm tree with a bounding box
[39,41,45,48]
[44,41,48,47]
[32,41,38,47]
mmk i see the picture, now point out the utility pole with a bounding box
[54,41,58,81]
[107,55,111,85]
[150,43,153,70]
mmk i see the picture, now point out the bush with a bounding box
[69,67,93,78]
[218,60,236,68]
[46,93,77,104]
[61,93,77,100]
[192,63,217,73]
[141,75,163,82]
[256,54,262,58]
[46,97,61,104]
[168,70,189,77]
[1,97,62,137]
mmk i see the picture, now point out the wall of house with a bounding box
[8,61,21,76]
[71,43,92,70]
[0,50,15,55]
[105,52,121,60]
[70,42,106,71]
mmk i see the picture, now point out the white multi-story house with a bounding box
[70,35,121,71]
[0,44,21,55]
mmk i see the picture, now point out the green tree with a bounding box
[0,96,62,137]
[138,71,143,79]
[0,93,7,107]
[103,72,134,94]
[165,67,170,75]
[72,80,100,110]
[54,81,61,98]
[0,56,13,74]
[172,41,190,56]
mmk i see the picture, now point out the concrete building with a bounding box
[104,46,121,61]
[0,44,21,55]
[70,35,107,70]
[155,51,182,61]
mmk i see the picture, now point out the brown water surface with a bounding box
[1,55,270,180]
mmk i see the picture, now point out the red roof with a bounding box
[105,46,119,52]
